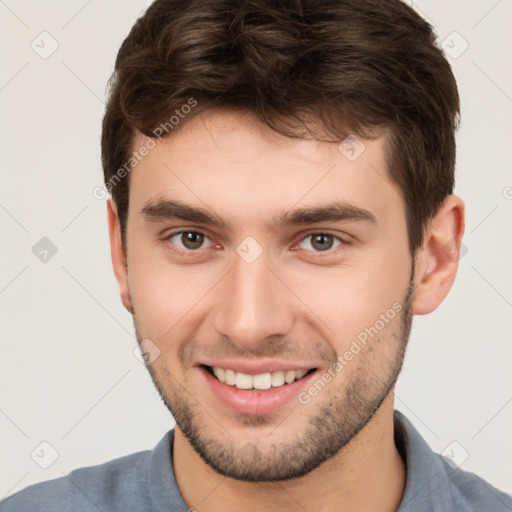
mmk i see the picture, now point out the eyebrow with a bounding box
[141,198,377,231]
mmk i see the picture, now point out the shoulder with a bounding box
[0,449,151,512]
[440,459,512,511]
[394,410,512,512]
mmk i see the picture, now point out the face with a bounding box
[120,109,415,481]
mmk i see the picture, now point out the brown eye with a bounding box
[167,230,212,251]
[298,233,343,253]
[181,231,204,250]
[311,234,334,251]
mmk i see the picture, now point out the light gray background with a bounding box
[1,0,511,500]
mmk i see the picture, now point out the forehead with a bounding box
[128,108,402,229]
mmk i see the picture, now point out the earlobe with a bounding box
[412,195,465,315]
[107,198,133,314]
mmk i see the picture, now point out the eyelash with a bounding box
[163,229,348,257]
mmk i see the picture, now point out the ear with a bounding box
[107,198,133,314]
[412,195,465,315]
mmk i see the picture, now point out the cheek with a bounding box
[128,246,222,337]
[280,252,410,352]
[127,217,411,356]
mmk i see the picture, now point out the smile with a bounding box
[205,365,315,390]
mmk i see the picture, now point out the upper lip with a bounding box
[199,359,317,375]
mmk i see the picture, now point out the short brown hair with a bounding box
[101,0,460,255]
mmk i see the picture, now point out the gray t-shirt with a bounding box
[2,410,511,511]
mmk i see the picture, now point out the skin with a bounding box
[107,108,465,511]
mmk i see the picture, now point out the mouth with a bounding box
[198,360,321,415]
[202,364,317,390]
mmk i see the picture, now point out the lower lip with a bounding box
[199,366,318,416]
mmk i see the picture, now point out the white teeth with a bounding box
[235,372,253,389]
[252,373,272,390]
[271,371,285,387]
[225,368,236,386]
[216,367,226,383]
[210,367,311,390]
[295,369,308,380]
[284,370,296,384]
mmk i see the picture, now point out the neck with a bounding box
[173,395,406,512]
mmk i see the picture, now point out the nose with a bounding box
[212,252,295,351]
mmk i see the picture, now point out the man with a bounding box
[2,0,511,511]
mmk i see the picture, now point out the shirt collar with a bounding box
[394,409,454,512]
[145,428,189,511]
[145,410,455,511]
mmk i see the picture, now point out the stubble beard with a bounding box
[134,266,415,482]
